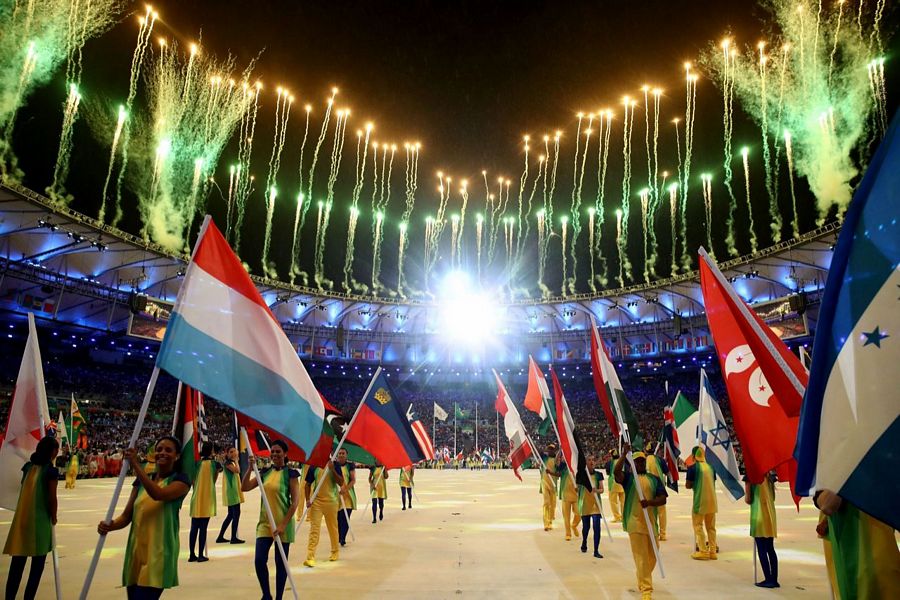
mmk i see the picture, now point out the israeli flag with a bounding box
[699,368,744,501]
[795,111,900,530]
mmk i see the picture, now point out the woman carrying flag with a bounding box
[644,443,670,541]
[686,446,718,560]
[241,439,300,600]
[541,443,559,531]
[216,446,245,544]
[369,464,388,523]
[303,460,343,567]
[577,453,605,558]
[399,464,415,510]
[97,436,190,599]
[745,471,779,588]
[4,436,59,600]
[556,455,581,541]
[189,443,221,562]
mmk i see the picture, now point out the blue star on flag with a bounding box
[861,326,889,348]
[707,420,732,451]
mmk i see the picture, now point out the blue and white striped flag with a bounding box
[795,111,900,530]
[699,368,744,501]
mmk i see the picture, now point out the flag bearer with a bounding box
[615,445,667,600]
[541,443,559,531]
[400,464,415,509]
[644,443,670,540]
[98,436,191,599]
[577,454,605,558]
[686,446,718,560]
[335,448,356,546]
[4,436,59,600]
[606,449,625,522]
[189,443,220,562]
[556,458,581,541]
[241,440,300,600]
[369,464,388,523]
[65,446,80,489]
[745,471,779,588]
[216,446,246,544]
[303,460,343,567]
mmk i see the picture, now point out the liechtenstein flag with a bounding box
[795,111,900,530]
[157,217,325,456]
[345,369,424,468]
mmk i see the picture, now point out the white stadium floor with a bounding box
[1,468,832,599]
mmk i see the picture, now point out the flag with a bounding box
[56,410,68,443]
[70,394,88,449]
[523,356,553,435]
[173,384,201,482]
[238,395,374,467]
[481,448,493,462]
[0,313,51,510]
[588,321,642,445]
[699,250,801,496]
[454,404,469,420]
[672,391,698,455]
[795,110,900,530]
[662,406,680,492]
[549,367,593,490]
[344,370,424,468]
[589,316,624,438]
[493,369,533,481]
[433,402,449,422]
[156,217,325,455]
[407,404,435,460]
[698,369,744,501]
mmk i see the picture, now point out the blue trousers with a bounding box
[581,514,602,553]
[255,537,290,600]
[6,554,46,600]
[401,487,413,508]
[755,537,778,583]
[218,504,241,540]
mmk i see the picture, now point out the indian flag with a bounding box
[524,356,553,435]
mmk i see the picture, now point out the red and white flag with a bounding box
[699,249,804,497]
[406,404,435,460]
[492,369,533,480]
[0,313,51,509]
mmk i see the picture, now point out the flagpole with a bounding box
[171,381,183,436]
[609,386,665,577]
[296,367,382,534]
[432,405,436,465]
[495,408,500,463]
[80,366,161,600]
[475,400,479,453]
[38,411,63,600]
[241,428,298,600]
[453,402,457,457]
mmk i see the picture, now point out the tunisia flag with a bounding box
[699,250,804,499]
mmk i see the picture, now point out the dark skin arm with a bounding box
[640,490,667,509]
[225,461,240,475]
[241,464,258,492]
[744,481,753,505]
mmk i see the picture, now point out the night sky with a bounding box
[11,1,900,296]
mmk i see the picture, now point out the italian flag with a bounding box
[524,356,553,435]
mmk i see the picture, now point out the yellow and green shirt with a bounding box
[221,460,244,507]
[370,466,388,499]
[305,465,340,505]
[122,471,190,589]
[686,461,717,515]
[557,464,579,503]
[826,501,900,600]
[577,470,605,516]
[3,463,58,557]
[189,459,219,518]
[337,462,356,509]
[622,471,666,536]
[256,466,299,543]
[399,466,414,488]
[541,456,558,496]
[749,477,777,538]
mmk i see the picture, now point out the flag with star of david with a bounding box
[795,110,900,530]
[698,369,744,501]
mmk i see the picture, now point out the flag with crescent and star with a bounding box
[699,249,801,502]
[795,110,900,530]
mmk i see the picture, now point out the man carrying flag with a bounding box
[644,442,671,541]
[795,111,900,599]
[492,370,533,481]
[524,358,558,530]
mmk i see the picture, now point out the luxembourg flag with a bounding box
[157,217,325,455]
[795,110,900,530]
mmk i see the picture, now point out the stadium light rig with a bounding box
[436,270,500,348]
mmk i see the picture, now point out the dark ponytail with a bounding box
[30,436,60,466]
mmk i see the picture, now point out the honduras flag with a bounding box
[698,368,744,501]
[795,111,900,530]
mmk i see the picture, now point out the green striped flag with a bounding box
[173,384,200,482]
[70,394,87,449]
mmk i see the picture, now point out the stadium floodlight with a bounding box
[437,270,498,346]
